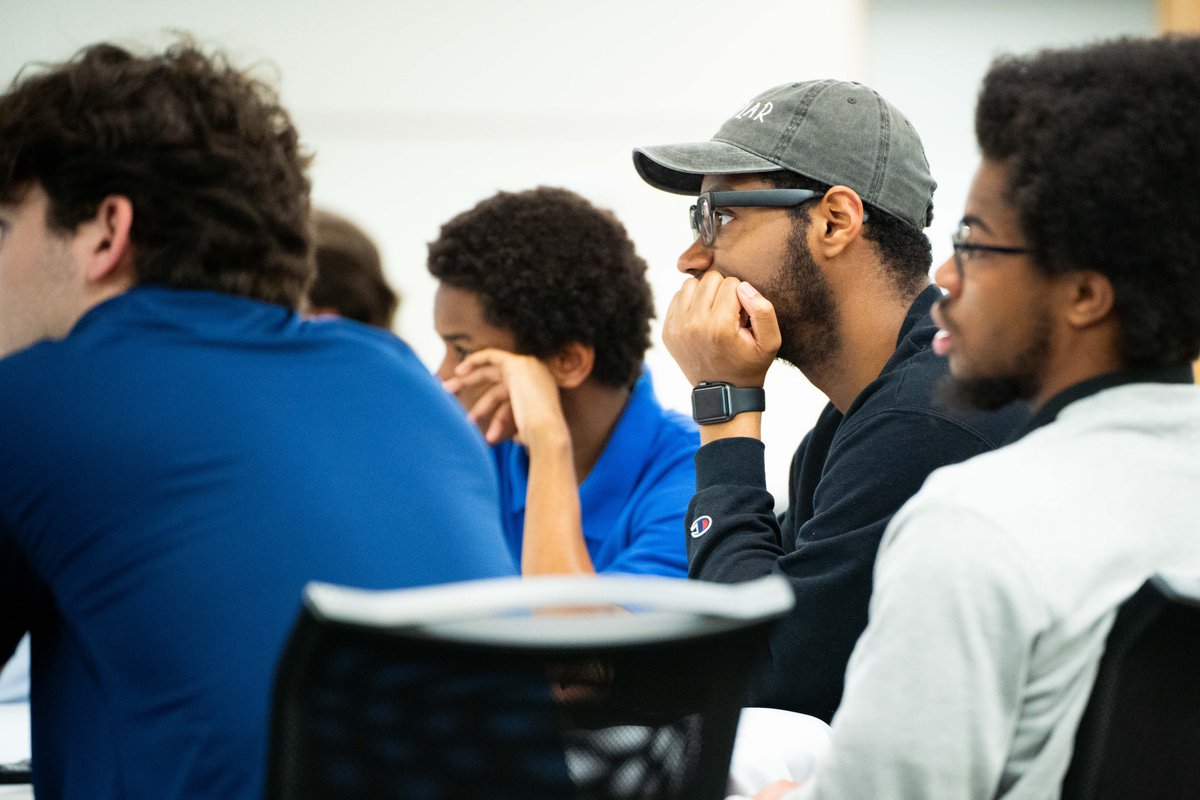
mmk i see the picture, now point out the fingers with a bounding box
[691,268,728,311]
[466,382,510,428]
[442,365,501,396]
[737,281,782,354]
[442,349,509,395]
[457,348,509,372]
[665,271,741,340]
[663,271,779,387]
[484,403,516,445]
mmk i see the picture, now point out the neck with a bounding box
[1032,329,1125,410]
[558,379,632,482]
[808,282,925,413]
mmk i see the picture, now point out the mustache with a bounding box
[932,298,959,336]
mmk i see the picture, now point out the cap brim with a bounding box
[632,141,784,195]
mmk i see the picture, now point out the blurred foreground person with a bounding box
[0,41,514,800]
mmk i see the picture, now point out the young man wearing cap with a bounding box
[754,36,1200,800]
[634,80,1026,722]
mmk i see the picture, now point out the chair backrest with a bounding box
[264,574,794,800]
[1061,573,1200,800]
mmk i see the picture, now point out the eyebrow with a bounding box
[959,214,996,236]
[440,333,471,343]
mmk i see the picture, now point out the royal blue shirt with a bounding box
[493,371,697,576]
[0,287,516,800]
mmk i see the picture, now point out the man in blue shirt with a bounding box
[0,41,515,800]
[429,187,698,576]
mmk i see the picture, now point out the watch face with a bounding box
[692,383,731,424]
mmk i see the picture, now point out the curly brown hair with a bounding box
[0,40,314,306]
[427,187,653,388]
[976,36,1200,368]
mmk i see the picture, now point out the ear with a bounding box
[72,195,135,284]
[546,341,595,389]
[1061,270,1115,330]
[811,185,867,259]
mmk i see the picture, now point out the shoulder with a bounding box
[300,314,416,363]
[847,345,1027,449]
[624,371,699,457]
[885,433,1061,564]
[881,451,1052,598]
[652,405,700,451]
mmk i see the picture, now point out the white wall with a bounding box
[0,0,1156,506]
[867,0,1154,270]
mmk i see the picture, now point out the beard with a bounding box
[761,223,840,373]
[935,303,1053,412]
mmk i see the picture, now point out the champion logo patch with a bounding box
[689,515,713,539]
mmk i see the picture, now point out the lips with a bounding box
[930,301,954,357]
[932,329,953,356]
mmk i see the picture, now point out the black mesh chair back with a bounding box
[1061,574,1200,800]
[265,575,793,800]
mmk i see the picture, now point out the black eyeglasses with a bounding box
[689,189,823,246]
[951,221,1029,275]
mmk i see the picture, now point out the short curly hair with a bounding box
[761,171,932,297]
[976,35,1200,368]
[0,40,313,307]
[427,187,653,388]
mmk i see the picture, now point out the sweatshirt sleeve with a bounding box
[686,436,783,581]
[688,410,1002,720]
[798,500,1049,800]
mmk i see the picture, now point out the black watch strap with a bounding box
[691,382,766,425]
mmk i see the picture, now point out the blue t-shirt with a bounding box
[0,287,516,800]
[493,371,697,576]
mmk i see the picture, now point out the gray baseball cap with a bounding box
[633,80,936,230]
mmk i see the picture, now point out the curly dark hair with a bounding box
[310,209,398,329]
[976,35,1200,368]
[761,171,932,297]
[0,40,313,307]
[427,187,653,388]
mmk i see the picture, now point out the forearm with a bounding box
[698,412,761,446]
[687,437,786,582]
[521,429,595,576]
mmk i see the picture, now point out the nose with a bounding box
[677,237,714,278]
[933,254,960,296]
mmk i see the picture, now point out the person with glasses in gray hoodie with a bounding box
[753,34,1200,800]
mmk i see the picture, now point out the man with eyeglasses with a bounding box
[633,80,1026,724]
[749,36,1200,800]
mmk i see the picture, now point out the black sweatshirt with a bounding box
[686,286,1028,722]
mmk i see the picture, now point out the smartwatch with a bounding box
[691,382,766,425]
